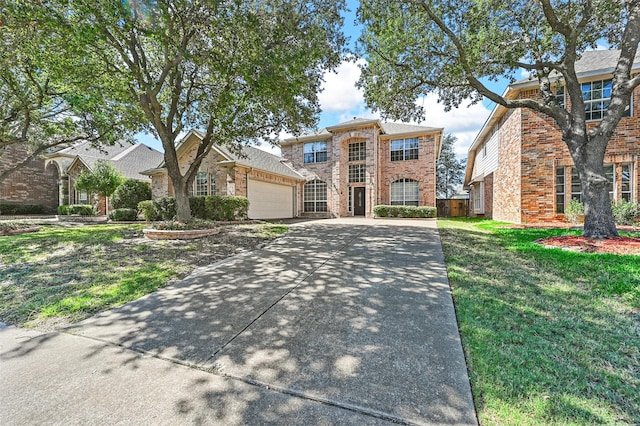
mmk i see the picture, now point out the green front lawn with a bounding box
[0,223,286,329]
[439,218,639,425]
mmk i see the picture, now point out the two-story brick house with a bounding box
[280,118,443,218]
[465,50,640,223]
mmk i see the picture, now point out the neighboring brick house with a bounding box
[0,144,59,212]
[45,140,163,214]
[280,118,443,218]
[142,130,305,220]
[465,50,640,223]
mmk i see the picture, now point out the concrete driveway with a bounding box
[1,218,477,425]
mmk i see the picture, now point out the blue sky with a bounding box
[137,0,509,159]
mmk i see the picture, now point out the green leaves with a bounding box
[357,0,633,119]
[74,160,124,197]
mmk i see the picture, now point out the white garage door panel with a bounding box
[247,179,294,219]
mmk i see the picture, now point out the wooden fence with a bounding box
[436,199,469,218]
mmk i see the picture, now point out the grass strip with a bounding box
[438,218,639,425]
[0,223,286,328]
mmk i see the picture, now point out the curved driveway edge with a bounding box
[1,218,477,425]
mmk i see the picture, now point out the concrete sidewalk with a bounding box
[1,218,477,425]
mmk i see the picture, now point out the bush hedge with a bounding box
[0,203,45,215]
[564,199,584,224]
[57,205,69,215]
[111,179,152,211]
[138,196,249,221]
[612,200,640,226]
[57,204,95,216]
[138,200,158,221]
[373,205,437,218]
[204,196,249,221]
[108,208,138,221]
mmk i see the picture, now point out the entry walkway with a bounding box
[1,218,477,425]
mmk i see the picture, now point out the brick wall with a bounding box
[519,85,640,222]
[0,145,59,212]
[378,134,437,208]
[484,172,494,218]
[281,137,334,216]
[492,108,523,223]
[332,128,378,217]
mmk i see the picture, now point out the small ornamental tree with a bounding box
[436,134,466,199]
[358,0,640,238]
[111,179,152,211]
[74,160,124,215]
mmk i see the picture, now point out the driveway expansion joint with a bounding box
[206,225,369,360]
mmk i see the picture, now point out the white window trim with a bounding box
[473,182,484,214]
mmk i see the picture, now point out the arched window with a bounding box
[390,179,419,206]
[303,180,327,212]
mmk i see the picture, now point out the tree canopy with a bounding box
[34,0,346,221]
[357,0,640,238]
[74,160,125,211]
[0,1,140,183]
[436,134,466,199]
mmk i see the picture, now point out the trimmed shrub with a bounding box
[138,200,158,221]
[416,206,437,218]
[205,195,249,221]
[68,204,95,215]
[57,205,70,215]
[111,179,152,211]
[138,196,249,222]
[153,197,177,220]
[0,203,45,215]
[373,205,437,218]
[108,208,138,221]
[564,199,584,224]
[612,200,640,226]
[189,196,207,219]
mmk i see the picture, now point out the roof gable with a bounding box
[162,131,302,180]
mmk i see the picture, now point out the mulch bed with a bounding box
[537,235,640,255]
[1,226,40,236]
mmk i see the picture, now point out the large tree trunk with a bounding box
[166,169,191,222]
[174,183,192,222]
[568,134,618,239]
[577,165,618,239]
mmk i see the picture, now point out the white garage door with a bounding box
[247,179,294,219]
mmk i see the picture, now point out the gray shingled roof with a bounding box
[216,144,303,180]
[285,118,440,141]
[514,49,640,86]
[380,122,442,135]
[110,144,164,180]
[52,140,163,180]
[326,117,379,129]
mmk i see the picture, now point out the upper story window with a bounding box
[348,141,366,162]
[554,81,631,120]
[390,137,419,161]
[304,141,327,164]
[582,79,631,121]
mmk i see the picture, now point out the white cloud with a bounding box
[414,94,492,157]
[318,60,366,113]
[255,60,493,159]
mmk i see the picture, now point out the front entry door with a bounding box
[354,187,366,216]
